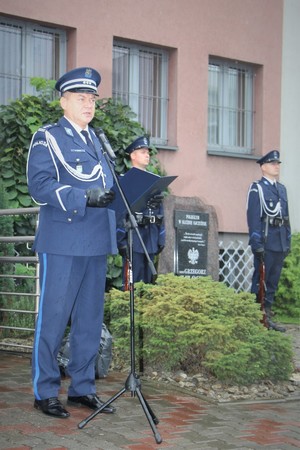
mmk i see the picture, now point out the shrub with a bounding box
[105,274,293,384]
[205,332,293,384]
[275,233,300,318]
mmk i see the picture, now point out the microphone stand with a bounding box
[78,134,162,445]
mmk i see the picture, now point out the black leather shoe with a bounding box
[34,397,70,418]
[267,319,286,333]
[67,394,115,413]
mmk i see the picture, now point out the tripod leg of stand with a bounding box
[139,389,159,425]
[126,373,159,425]
[78,387,126,429]
[78,374,162,443]
[135,387,162,444]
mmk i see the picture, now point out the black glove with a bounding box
[156,245,165,255]
[86,188,115,207]
[147,192,164,209]
[255,247,264,262]
[119,246,129,259]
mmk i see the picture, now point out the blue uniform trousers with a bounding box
[132,252,155,284]
[251,250,285,308]
[32,253,107,400]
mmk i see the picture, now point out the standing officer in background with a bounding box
[27,67,117,418]
[246,150,291,332]
[117,136,165,284]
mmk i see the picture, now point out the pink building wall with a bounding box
[0,0,283,234]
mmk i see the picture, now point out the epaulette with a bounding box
[250,180,261,189]
[32,124,58,149]
[37,123,58,133]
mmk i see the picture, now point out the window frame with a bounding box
[207,57,255,156]
[0,16,66,105]
[113,40,169,146]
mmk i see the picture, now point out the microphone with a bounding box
[95,127,117,160]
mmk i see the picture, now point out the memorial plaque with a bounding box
[174,210,209,277]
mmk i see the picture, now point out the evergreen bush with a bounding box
[105,274,294,384]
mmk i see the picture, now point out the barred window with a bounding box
[113,41,169,146]
[0,17,66,105]
[208,58,255,155]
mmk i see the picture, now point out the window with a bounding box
[0,17,66,105]
[113,40,169,146]
[208,58,255,155]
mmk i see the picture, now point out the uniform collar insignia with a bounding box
[263,176,276,186]
[65,127,74,137]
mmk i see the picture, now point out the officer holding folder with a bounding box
[117,136,165,284]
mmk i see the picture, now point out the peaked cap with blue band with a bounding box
[55,67,101,96]
[256,150,281,166]
[125,136,150,154]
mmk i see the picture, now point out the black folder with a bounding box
[109,167,177,222]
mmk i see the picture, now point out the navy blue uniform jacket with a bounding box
[246,177,290,253]
[117,202,165,255]
[27,117,117,256]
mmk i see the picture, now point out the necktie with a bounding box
[81,130,96,155]
[81,130,106,187]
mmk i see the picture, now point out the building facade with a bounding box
[1,0,297,267]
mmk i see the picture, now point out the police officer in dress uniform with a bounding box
[117,136,165,284]
[246,150,291,332]
[27,67,117,418]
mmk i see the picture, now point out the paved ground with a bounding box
[0,350,300,450]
